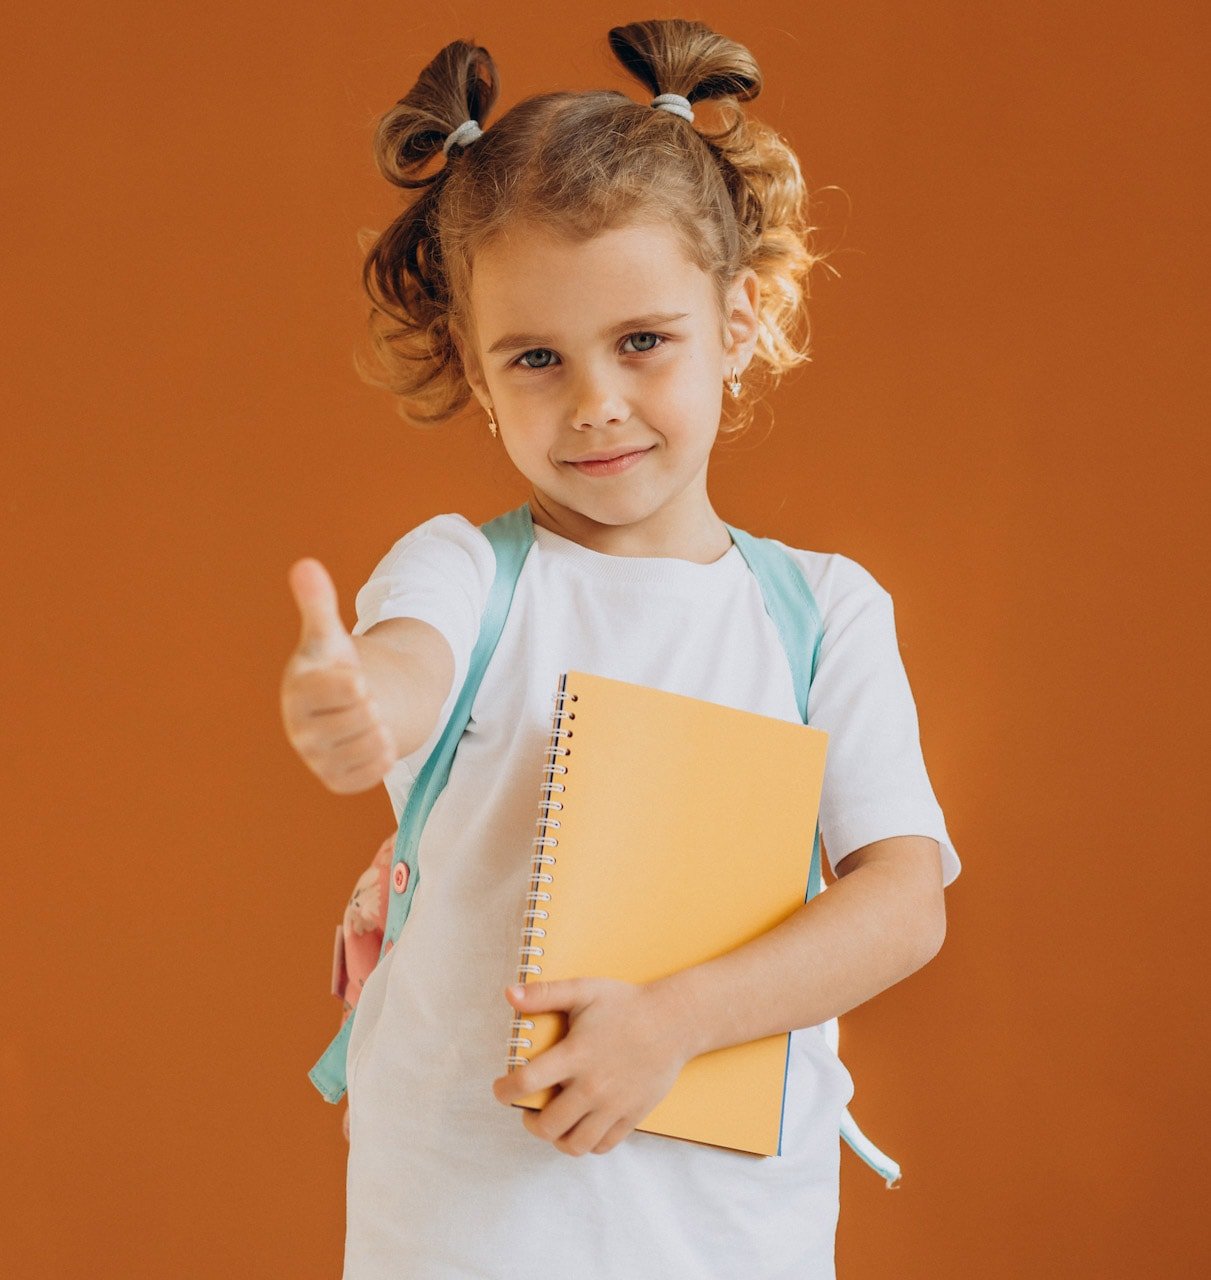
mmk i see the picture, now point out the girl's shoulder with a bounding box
[760,536,894,622]
[351,512,497,636]
[367,510,492,561]
[363,511,499,581]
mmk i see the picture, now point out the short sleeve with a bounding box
[351,513,496,783]
[802,556,962,888]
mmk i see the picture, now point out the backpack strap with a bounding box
[722,525,825,901]
[723,521,902,1189]
[307,503,535,1104]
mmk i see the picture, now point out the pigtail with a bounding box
[355,40,501,426]
[373,40,499,189]
[607,20,820,430]
[607,19,761,107]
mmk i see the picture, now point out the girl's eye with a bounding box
[513,332,666,371]
[622,332,664,354]
[517,348,557,370]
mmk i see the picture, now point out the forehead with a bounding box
[469,221,709,329]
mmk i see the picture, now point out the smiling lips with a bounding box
[566,446,654,476]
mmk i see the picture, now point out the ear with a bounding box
[721,268,761,377]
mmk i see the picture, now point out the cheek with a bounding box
[667,354,721,404]
[658,373,721,436]
[508,428,563,472]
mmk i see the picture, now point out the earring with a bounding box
[727,368,742,399]
[487,406,498,438]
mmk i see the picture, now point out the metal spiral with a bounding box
[506,681,578,1068]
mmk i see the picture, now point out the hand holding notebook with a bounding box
[497,971,696,1152]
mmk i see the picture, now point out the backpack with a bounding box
[309,500,903,1188]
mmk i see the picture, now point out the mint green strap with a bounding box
[723,521,902,1187]
[723,522,825,901]
[841,1110,902,1188]
[307,504,535,1104]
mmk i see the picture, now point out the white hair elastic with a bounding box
[650,92,694,122]
[442,118,484,154]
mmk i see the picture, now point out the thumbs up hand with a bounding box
[280,558,399,794]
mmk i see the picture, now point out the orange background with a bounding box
[3,2,1206,1275]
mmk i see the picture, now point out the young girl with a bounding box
[281,19,961,1278]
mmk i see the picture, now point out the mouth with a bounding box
[565,446,655,476]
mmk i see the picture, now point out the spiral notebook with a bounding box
[505,669,829,1158]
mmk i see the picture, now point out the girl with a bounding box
[281,18,961,1279]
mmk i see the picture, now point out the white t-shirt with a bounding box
[341,511,960,1280]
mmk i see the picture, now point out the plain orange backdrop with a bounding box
[3,1,1207,1276]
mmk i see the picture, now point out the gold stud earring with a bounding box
[487,406,498,438]
[727,368,742,399]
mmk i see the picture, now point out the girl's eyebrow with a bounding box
[486,311,690,355]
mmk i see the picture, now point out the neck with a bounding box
[527,490,733,564]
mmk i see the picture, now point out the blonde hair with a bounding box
[355,18,829,437]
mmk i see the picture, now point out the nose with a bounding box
[570,365,628,431]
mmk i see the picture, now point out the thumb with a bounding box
[288,558,359,667]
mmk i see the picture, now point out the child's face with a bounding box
[458,219,759,550]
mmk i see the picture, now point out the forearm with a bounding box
[351,634,442,763]
[648,860,945,1060]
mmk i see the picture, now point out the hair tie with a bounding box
[443,118,484,155]
[650,93,694,123]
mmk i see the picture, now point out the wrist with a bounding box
[643,968,710,1062]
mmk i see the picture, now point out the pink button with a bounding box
[392,862,409,894]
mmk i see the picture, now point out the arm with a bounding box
[492,834,948,1156]
[647,835,948,1060]
[353,617,455,764]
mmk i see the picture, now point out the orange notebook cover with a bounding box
[506,669,829,1157]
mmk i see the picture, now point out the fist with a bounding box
[280,558,398,794]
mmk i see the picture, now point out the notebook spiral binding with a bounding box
[506,679,578,1069]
